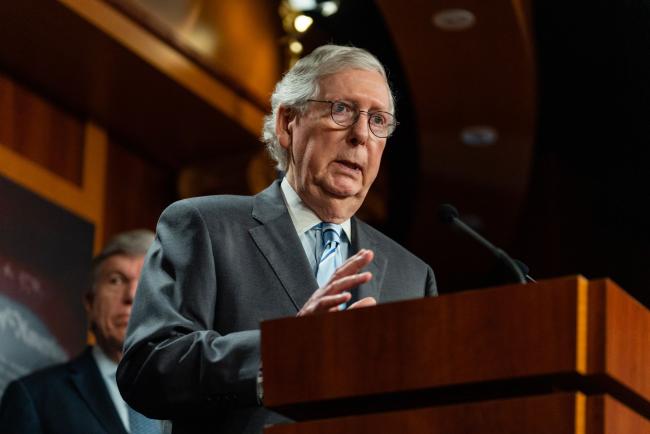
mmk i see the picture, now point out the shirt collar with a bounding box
[281,177,352,241]
[92,345,118,378]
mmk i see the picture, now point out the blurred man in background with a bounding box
[0,229,159,434]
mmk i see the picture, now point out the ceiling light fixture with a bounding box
[293,14,314,32]
[432,9,476,31]
[289,40,304,54]
[288,0,317,11]
[319,1,339,16]
[460,125,498,146]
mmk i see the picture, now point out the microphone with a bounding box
[513,259,536,283]
[438,204,527,284]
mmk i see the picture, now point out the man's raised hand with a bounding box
[297,249,377,316]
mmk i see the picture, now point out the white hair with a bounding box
[90,229,154,289]
[261,44,395,171]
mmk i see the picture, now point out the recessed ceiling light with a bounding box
[289,40,304,54]
[432,9,476,31]
[288,0,317,11]
[293,14,314,33]
[460,125,498,146]
[319,1,339,16]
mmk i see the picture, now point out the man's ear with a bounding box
[83,291,94,316]
[276,105,295,150]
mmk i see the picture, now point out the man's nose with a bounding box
[347,113,370,146]
[124,280,137,304]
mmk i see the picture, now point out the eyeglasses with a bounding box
[306,99,398,138]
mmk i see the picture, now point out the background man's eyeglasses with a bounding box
[307,99,398,138]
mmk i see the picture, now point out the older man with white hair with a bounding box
[118,44,436,434]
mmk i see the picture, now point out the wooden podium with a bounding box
[260,276,649,433]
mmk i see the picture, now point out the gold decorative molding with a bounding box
[576,275,589,374]
[0,121,107,253]
[59,0,266,136]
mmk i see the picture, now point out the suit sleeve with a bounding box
[425,265,437,297]
[0,380,43,434]
[117,200,260,419]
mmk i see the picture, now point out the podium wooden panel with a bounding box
[260,276,649,431]
[265,393,650,434]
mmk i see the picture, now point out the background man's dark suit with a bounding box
[117,180,436,434]
[0,347,128,434]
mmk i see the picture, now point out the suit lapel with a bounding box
[69,348,129,434]
[352,218,387,302]
[250,181,318,311]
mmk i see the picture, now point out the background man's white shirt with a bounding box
[92,345,130,432]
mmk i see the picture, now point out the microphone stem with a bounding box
[451,218,527,285]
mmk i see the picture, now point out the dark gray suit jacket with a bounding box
[117,180,436,434]
[0,347,128,434]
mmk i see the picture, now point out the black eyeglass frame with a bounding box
[306,99,399,138]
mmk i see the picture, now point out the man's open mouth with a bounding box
[336,160,362,172]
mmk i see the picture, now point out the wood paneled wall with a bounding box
[0,71,175,252]
[0,72,85,186]
[103,137,174,241]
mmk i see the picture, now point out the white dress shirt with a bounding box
[92,345,130,432]
[280,177,351,272]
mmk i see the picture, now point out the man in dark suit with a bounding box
[0,230,158,434]
[117,45,437,434]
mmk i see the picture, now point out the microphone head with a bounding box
[438,203,459,224]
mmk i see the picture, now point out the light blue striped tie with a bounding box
[316,222,343,287]
[127,405,161,434]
